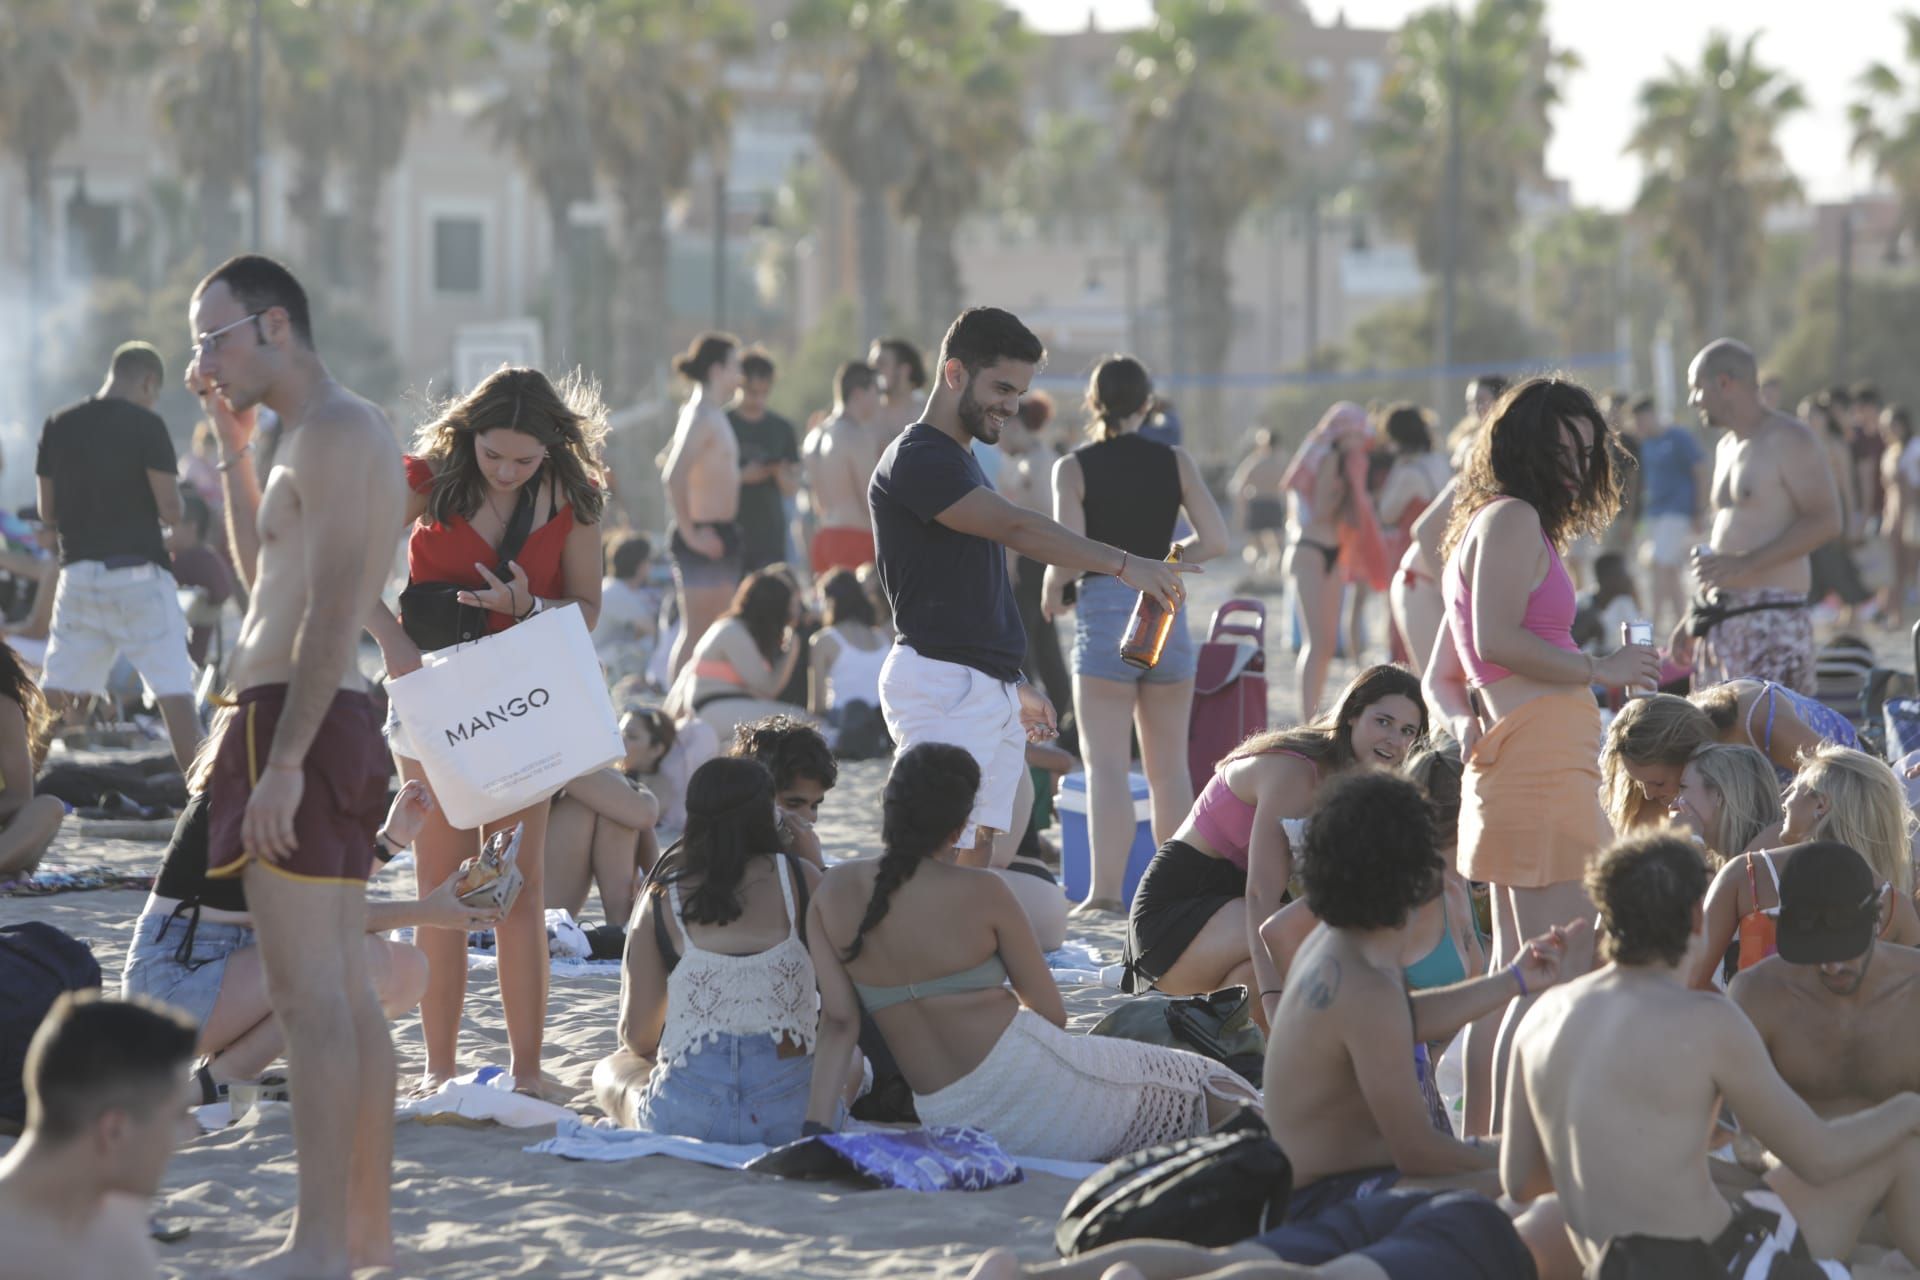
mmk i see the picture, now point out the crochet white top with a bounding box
[654,856,819,1070]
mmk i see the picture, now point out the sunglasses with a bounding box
[194,311,266,359]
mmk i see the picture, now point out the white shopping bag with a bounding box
[387,603,621,829]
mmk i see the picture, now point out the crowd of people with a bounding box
[7,258,1920,1280]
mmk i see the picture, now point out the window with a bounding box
[433,216,483,294]
[1307,56,1332,83]
[1348,58,1382,119]
[1307,115,1332,149]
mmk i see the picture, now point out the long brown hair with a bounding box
[410,366,608,527]
[1221,664,1425,773]
[0,642,52,770]
[726,570,796,665]
[1441,376,1623,562]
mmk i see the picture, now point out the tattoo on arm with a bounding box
[1304,957,1341,1010]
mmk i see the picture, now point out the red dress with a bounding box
[403,455,577,636]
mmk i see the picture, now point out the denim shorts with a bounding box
[121,908,254,1030]
[1072,574,1197,684]
[633,1032,813,1146]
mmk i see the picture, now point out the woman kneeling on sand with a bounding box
[594,756,861,1142]
[804,742,1258,1162]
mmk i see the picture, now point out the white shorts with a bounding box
[1641,514,1693,569]
[879,644,1026,850]
[42,560,197,700]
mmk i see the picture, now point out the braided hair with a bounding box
[841,743,980,962]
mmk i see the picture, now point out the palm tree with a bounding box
[321,0,466,307]
[999,114,1128,243]
[1116,0,1296,450]
[1627,32,1805,345]
[895,3,1033,341]
[784,0,925,345]
[265,0,342,271]
[0,1,96,415]
[1850,12,1920,259]
[476,3,598,367]
[586,0,752,405]
[1369,0,1575,284]
[150,0,255,268]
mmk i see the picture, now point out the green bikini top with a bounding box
[853,953,1009,1012]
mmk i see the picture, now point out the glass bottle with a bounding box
[1119,545,1182,670]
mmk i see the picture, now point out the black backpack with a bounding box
[0,923,103,1127]
[1054,1109,1291,1257]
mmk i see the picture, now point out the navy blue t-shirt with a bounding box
[869,423,1025,682]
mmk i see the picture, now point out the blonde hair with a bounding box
[1601,694,1718,832]
[1684,744,1779,863]
[1795,745,1916,895]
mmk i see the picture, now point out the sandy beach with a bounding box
[0,571,1317,1280]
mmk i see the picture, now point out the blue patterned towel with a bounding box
[747,1124,1023,1192]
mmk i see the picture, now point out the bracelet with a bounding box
[1260,988,1285,998]
[1508,961,1529,999]
[216,443,253,473]
[516,594,540,622]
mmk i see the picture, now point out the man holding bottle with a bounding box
[869,308,1192,870]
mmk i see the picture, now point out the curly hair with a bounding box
[842,743,980,962]
[1793,745,1915,896]
[1222,664,1425,774]
[0,641,53,771]
[410,365,607,527]
[725,570,796,666]
[731,713,837,793]
[1301,770,1444,930]
[1683,744,1779,863]
[1600,694,1719,832]
[1441,377,1623,562]
[1587,834,1710,967]
[653,757,781,927]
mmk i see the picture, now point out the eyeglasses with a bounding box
[194,311,266,359]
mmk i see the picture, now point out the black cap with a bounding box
[1775,841,1880,965]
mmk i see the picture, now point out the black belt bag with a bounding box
[398,482,537,652]
[1685,592,1805,640]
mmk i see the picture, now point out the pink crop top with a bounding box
[1443,499,1579,688]
[1191,750,1316,869]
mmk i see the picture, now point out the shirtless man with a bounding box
[1669,339,1841,694]
[1504,833,1920,1276]
[0,994,196,1280]
[867,335,927,445]
[189,253,409,1277]
[1730,841,1920,1264]
[802,361,883,575]
[961,771,1572,1280]
[1226,428,1287,576]
[661,332,744,679]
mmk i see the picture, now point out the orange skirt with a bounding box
[1459,692,1612,889]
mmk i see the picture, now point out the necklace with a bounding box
[481,487,515,532]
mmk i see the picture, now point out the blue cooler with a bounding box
[1056,770,1157,907]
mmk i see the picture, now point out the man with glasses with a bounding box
[185,253,409,1278]
[34,340,201,770]
[1730,841,1920,1265]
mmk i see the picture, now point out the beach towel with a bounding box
[1278,403,1391,591]
[526,1114,1103,1183]
[745,1125,1023,1192]
[1046,940,1108,987]
[1459,691,1611,888]
[398,1065,576,1128]
[0,866,154,897]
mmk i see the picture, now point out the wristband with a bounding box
[1508,961,1529,999]
[372,831,404,863]
[217,443,254,473]
[517,595,541,622]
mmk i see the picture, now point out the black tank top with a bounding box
[151,791,247,912]
[1074,432,1181,573]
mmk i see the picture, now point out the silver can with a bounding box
[1622,620,1655,697]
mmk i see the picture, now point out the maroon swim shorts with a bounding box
[207,683,390,885]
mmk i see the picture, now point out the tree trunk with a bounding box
[913,207,962,347]
[347,162,385,309]
[547,192,574,368]
[1190,212,1236,459]
[606,169,671,529]
[857,182,889,347]
[24,144,49,420]
[1163,92,1196,385]
[285,152,329,272]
